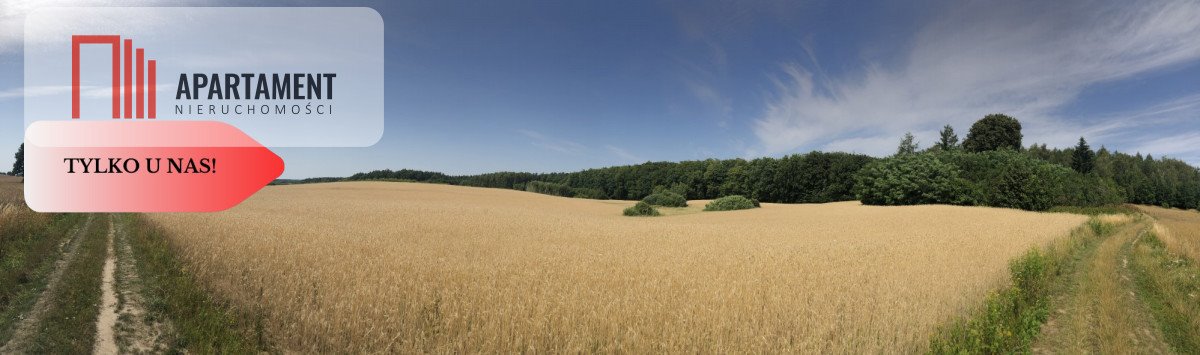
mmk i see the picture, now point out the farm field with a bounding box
[1141,205,1200,261]
[146,181,1088,353]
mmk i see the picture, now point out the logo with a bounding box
[72,35,156,119]
[29,7,384,147]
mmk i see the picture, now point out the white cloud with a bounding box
[515,129,586,155]
[1132,132,1200,161]
[0,0,204,56]
[0,85,66,99]
[684,79,732,126]
[1108,93,1200,165]
[753,0,1200,159]
[0,84,122,100]
[605,145,642,163]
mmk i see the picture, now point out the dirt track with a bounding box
[0,215,94,354]
[1,214,171,354]
[1033,220,1172,354]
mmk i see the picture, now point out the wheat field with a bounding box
[1139,205,1200,261]
[146,182,1087,353]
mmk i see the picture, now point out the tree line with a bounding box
[345,152,877,204]
[857,114,1199,210]
[331,113,1199,211]
[11,112,1192,211]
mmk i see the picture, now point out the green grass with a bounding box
[0,212,84,344]
[1130,230,1200,354]
[927,217,1114,354]
[121,214,271,353]
[27,214,108,353]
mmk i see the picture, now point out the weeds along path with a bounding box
[1032,218,1172,354]
[1,214,170,354]
[92,214,174,354]
[109,214,174,353]
[0,214,94,353]
[1131,208,1200,353]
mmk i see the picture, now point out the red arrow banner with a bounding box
[24,121,284,212]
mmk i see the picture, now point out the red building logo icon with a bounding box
[71,35,156,119]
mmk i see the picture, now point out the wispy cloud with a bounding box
[753,0,1200,160]
[0,85,120,100]
[1103,93,1200,164]
[605,145,643,163]
[667,0,810,130]
[515,129,586,155]
[1132,132,1200,162]
[0,0,203,56]
[684,79,732,127]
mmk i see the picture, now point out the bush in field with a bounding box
[704,195,758,211]
[641,191,687,207]
[654,183,690,198]
[623,201,660,216]
[854,153,977,206]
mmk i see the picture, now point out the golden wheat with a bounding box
[1095,213,1133,226]
[0,175,32,228]
[0,175,23,206]
[147,182,1087,353]
[1139,205,1200,260]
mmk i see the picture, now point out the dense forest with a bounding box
[344,151,876,204]
[334,114,1200,212]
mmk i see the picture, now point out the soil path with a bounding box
[110,214,174,353]
[92,215,118,354]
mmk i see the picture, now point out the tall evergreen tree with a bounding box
[9,143,22,176]
[1071,137,1094,174]
[935,125,959,151]
[897,132,919,155]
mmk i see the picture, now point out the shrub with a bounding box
[854,153,977,206]
[980,154,1065,211]
[704,195,758,211]
[623,202,660,216]
[928,150,1108,211]
[1055,173,1124,207]
[641,191,687,207]
[653,183,690,198]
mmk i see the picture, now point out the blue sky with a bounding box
[2,0,1199,178]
